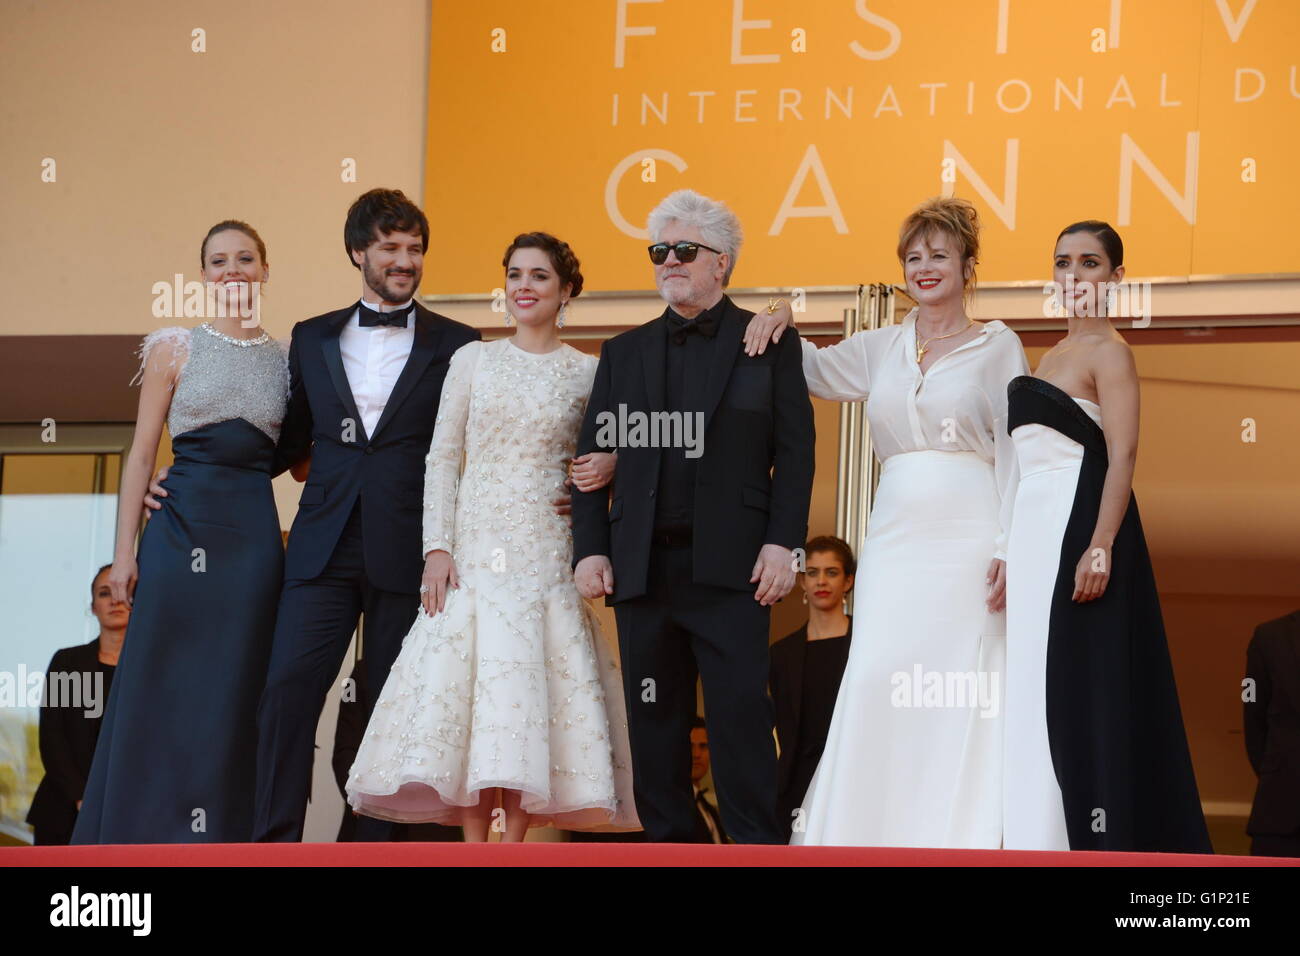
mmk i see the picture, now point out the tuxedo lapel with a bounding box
[321,307,368,443]
[702,297,743,429]
[370,303,444,442]
[640,314,668,412]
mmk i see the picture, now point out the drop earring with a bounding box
[504,311,515,327]
[557,301,568,329]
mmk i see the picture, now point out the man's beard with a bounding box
[364,259,418,303]
[657,275,698,308]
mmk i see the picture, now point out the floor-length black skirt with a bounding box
[72,419,282,844]
[1007,377,1211,853]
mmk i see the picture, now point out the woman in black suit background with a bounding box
[770,536,855,840]
[26,565,129,844]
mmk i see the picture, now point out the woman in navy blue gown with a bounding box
[72,221,290,844]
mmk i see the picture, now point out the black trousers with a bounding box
[252,503,419,842]
[613,545,781,844]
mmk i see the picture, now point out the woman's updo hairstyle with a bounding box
[1056,220,1124,270]
[200,219,268,269]
[502,232,584,298]
[803,535,857,580]
[896,197,981,294]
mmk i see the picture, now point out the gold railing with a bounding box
[834,284,912,611]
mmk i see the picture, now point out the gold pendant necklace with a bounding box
[916,318,975,364]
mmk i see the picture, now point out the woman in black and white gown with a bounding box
[748,198,1028,847]
[1002,221,1210,852]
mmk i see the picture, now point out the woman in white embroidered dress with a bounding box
[346,233,638,840]
[747,198,1028,847]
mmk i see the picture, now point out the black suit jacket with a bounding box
[1245,610,1300,836]
[26,640,112,838]
[277,302,480,593]
[571,296,815,603]
[692,785,729,844]
[769,619,852,803]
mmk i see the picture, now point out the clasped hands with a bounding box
[575,543,797,607]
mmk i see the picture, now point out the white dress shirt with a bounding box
[800,308,1029,558]
[338,298,416,439]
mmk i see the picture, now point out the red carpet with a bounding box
[5,843,1297,866]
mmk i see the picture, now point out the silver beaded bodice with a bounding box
[136,325,289,443]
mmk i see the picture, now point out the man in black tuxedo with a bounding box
[571,189,814,844]
[249,189,480,841]
[689,717,728,844]
[1244,610,1300,856]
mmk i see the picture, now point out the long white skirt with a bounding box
[791,450,1005,847]
[1002,422,1086,850]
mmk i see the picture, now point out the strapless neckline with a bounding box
[1012,375,1101,416]
[1067,395,1101,425]
[1008,374,1102,429]
[1019,375,1096,405]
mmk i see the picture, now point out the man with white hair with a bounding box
[571,189,814,844]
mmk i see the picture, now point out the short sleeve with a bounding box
[130,327,191,388]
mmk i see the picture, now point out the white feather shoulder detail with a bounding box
[130,326,192,387]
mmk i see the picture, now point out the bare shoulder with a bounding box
[1090,332,1137,376]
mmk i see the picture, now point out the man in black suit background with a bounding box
[571,189,814,844]
[1244,610,1300,857]
[689,716,728,844]
[248,189,480,841]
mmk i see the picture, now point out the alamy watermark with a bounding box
[1042,277,1152,327]
[151,275,262,326]
[0,667,105,717]
[890,665,1000,719]
[594,404,704,459]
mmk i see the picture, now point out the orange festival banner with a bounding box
[424,0,1300,294]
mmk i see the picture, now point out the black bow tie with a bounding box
[358,301,414,328]
[668,310,719,345]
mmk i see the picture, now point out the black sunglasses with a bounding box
[647,241,723,265]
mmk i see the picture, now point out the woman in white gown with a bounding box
[346,233,638,841]
[749,198,1028,847]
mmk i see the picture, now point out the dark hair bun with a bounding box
[502,232,584,298]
